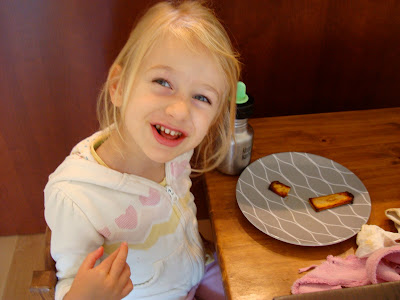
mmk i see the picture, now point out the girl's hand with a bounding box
[64,242,133,300]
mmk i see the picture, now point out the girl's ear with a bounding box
[109,65,123,107]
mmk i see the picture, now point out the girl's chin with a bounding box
[146,149,183,164]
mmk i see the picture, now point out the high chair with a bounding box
[29,226,57,300]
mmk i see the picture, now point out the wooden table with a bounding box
[204,108,400,300]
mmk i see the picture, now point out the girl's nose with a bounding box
[165,96,190,120]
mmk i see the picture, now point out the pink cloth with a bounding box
[185,254,225,300]
[291,245,400,294]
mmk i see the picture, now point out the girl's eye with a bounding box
[193,94,211,104]
[154,79,171,88]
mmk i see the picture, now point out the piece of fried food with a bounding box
[269,181,291,198]
[309,192,354,212]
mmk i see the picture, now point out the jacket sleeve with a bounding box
[44,185,104,300]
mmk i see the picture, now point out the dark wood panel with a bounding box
[0,1,135,234]
[215,0,400,117]
[0,0,399,235]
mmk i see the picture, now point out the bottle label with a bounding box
[242,146,252,160]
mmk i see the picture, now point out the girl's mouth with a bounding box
[151,124,186,147]
[154,124,183,139]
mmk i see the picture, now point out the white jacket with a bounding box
[44,131,205,299]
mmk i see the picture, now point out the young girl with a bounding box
[44,1,240,299]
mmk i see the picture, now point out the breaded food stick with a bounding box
[269,181,291,198]
[309,192,354,212]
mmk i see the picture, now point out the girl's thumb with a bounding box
[81,246,104,270]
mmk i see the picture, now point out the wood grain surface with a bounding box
[205,107,400,300]
[2,234,45,300]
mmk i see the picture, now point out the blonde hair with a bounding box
[97,0,241,173]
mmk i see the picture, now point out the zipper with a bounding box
[164,185,204,284]
[165,185,179,203]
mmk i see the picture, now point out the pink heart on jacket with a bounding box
[171,160,189,178]
[139,188,160,206]
[115,206,138,229]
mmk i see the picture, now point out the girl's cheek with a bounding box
[192,99,218,118]
[150,83,173,97]
[152,88,170,97]
[201,114,216,134]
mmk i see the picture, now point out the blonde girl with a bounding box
[44,1,240,299]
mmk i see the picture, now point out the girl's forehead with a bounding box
[146,34,210,63]
[141,35,226,91]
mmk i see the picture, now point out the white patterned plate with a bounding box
[236,152,371,246]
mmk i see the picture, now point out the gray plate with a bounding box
[236,152,371,246]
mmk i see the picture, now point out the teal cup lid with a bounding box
[236,81,249,104]
[235,81,254,119]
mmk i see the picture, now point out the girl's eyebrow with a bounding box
[147,65,173,73]
[200,84,220,99]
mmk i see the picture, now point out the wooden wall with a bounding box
[215,0,400,116]
[1,0,399,235]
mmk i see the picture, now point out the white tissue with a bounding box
[385,208,400,231]
[355,224,400,258]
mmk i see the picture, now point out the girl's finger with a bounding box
[121,278,134,298]
[97,244,121,273]
[109,242,129,277]
[79,246,104,271]
[117,263,132,290]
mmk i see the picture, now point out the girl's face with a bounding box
[116,35,225,165]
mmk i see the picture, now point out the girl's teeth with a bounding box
[155,124,182,137]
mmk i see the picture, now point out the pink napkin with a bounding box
[291,245,400,294]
